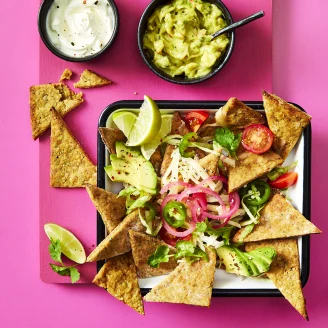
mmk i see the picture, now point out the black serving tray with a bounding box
[97,100,311,297]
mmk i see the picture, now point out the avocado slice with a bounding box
[234,247,260,276]
[105,142,157,195]
[217,246,252,276]
[217,245,276,277]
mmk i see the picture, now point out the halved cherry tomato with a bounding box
[184,111,209,132]
[268,172,298,189]
[242,124,274,154]
[159,227,191,247]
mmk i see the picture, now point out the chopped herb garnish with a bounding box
[71,42,75,46]
[94,1,98,4]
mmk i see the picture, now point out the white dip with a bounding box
[46,0,115,58]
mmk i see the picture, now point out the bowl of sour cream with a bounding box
[38,0,119,62]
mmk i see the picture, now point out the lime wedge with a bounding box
[112,111,137,138]
[44,223,86,264]
[141,114,173,160]
[126,95,162,146]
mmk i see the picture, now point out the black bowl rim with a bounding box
[38,0,120,62]
[137,0,235,84]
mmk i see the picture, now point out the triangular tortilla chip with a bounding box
[74,69,112,88]
[50,110,96,187]
[149,148,163,175]
[160,144,176,176]
[85,184,126,233]
[144,248,216,307]
[59,68,72,81]
[263,91,311,160]
[199,153,219,176]
[245,239,308,320]
[98,127,126,154]
[87,210,145,262]
[129,231,178,278]
[215,97,265,129]
[160,112,190,176]
[233,194,321,243]
[171,112,190,135]
[227,149,283,193]
[30,83,83,139]
[93,252,144,315]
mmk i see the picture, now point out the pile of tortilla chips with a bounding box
[29,69,112,187]
[84,91,320,319]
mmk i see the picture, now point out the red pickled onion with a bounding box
[198,175,228,186]
[160,181,192,194]
[192,192,207,210]
[201,191,240,220]
[161,217,196,237]
[177,186,225,208]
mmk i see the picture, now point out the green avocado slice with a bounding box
[105,142,157,195]
[217,245,276,277]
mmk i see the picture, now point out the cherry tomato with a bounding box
[242,124,274,154]
[159,227,191,247]
[184,111,209,132]
[268,172,298,189]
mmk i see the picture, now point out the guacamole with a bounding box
[143,0,230,79]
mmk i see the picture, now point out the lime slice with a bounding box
[112,111,137,138]
[44,223,86,264]
[141,114,173,160]
[126,95,162,146]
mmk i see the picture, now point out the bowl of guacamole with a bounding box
[138,0,234,84]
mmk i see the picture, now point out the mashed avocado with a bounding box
[143,0,230,79]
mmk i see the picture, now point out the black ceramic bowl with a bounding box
[38,0,119,62]
[138,0,235,84]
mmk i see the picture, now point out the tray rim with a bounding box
[97,100,311,297]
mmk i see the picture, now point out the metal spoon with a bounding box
[211,11,265,40]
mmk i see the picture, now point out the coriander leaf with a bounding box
[50,264,70,276]
[175,241,195,258]
[195,222,207,233]
[148,245,170,268]
[69,267,80,284]
[215,128,242,158]
[49,238,62,264]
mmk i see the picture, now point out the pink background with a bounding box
[1,0,327,327]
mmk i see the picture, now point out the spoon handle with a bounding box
[211,11,265,40]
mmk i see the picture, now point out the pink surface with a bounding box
[1,0,327,327]
[39,0,273,283]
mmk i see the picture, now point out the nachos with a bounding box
[88,93,320,317]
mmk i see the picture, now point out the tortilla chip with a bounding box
[227,149,283,193]
[199,153,219,176]
[93,252,144,315]
[85,184,126,233]
[233,194,321,243]
[245,239,308,320]
[198,116,216,138]
[263,91,311,160]
[160,112,190,176]
[59,69,73,81]
[129,231,178,278]
[98,127,126,154]
[87,210,145,262]
[144,248,216,307]
[30,83,83,139]
[215,97,266,129]
[171,112,190,135]
[50,110,97,187]
[149,148,162,175]
[74,69,112,88]
[160,144,176,176]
